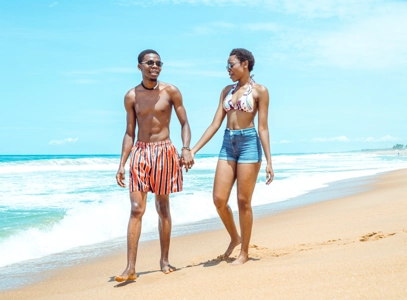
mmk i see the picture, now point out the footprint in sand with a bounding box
[359,231,396,242]
[248,244,269,258]
[250,244,267,250]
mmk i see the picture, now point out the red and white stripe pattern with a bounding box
[129,140,183,195]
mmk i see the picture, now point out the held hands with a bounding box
[180,148,194,172]
[266,164,274,185]
[116,166,126,188]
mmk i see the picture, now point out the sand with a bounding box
[1,169,406,300]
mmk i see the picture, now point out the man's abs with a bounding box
[136,124,171,143]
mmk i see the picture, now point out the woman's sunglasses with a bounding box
[226,62,240,70]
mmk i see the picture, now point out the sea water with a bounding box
[1,152,407,290]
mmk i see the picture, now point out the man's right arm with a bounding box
[116,91,136,188]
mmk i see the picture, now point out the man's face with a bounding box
[138,53,162,80]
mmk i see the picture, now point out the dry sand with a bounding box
[1,169,406,300]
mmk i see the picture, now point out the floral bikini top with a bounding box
[223,79,255,113]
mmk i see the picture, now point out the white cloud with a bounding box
[116,0,382,18]
[307,135,401,143]
[190,22,236,36]
[263,0,380,19]
[238,2,407,70]
[259,2,407,70]
[49,138,79,145]
[310,136,350,142]
[380,135,399,142]
[279,139,292,144]
[313,8,407,69]
[359,135,400,142]
[188,21,278,37]
[114,0,407,70]
[116,0,407,69]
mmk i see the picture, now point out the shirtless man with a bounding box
[114,49,194,282]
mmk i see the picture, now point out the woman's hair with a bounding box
[230,48,255,72]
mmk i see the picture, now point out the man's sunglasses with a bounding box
[141,60,164,67]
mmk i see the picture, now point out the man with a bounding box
[115,49,194,282]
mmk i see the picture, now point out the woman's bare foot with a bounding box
[218,237,241,260]
[231,253,249,265]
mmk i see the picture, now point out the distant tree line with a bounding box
[392,144,407,150]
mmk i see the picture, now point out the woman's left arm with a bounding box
[257,85,274,185]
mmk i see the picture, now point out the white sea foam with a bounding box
[0,157,119,174]
[0,152,406,268]
[0,195,128,267]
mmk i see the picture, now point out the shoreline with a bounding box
[362,149,407,156]
[0,170,376,291]
[2,168,407,299]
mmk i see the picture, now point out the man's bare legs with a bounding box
[115,191,147,282]
[213,160,241,259]
[232,162,261,265]
[155,194,176,274]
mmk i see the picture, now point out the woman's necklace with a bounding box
[141,81,159,90]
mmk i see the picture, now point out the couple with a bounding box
[114,48,274,282]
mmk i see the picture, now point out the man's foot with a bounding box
[217,238,241,260]
[114,273,137,282]
[161,264,176,274]
[231,254,249,265]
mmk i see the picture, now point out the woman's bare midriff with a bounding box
[225,110,256,130]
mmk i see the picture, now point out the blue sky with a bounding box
[1,0,406,155]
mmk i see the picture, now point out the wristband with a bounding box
[181,147,191,151]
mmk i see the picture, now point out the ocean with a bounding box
[1,152,407,290]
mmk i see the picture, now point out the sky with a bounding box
[1,0,406,155]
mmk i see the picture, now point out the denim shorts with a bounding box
[218,127,262,163]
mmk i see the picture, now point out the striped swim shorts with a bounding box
[129,139,183,195]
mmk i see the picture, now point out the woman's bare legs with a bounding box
[213,160,240,259]
[232,162,261,265]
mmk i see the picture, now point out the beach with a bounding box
[1,168,406,299]
[364,149,407,156]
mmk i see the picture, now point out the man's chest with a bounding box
[134,95,172,116]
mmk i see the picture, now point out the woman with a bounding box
[191,48,274,265]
